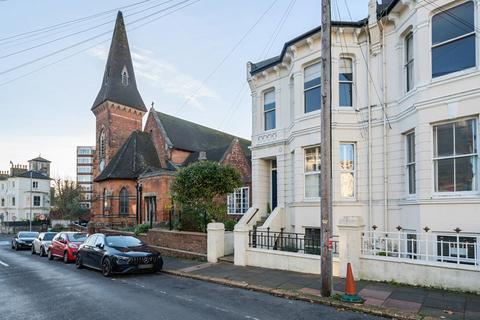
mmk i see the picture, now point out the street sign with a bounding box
[39,214,46,221]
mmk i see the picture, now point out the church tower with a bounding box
[91,11,146,179]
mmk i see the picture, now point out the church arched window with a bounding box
[119,187,129,214]
[99,129,106,171]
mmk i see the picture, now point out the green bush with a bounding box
[134,223,150,236]
[224,220,236,231]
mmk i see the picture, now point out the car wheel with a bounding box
[63,252,69,264]
[48,250,53,260]
[75,255,83,269]
[31,245,36,255]
[102,258,112,277]
[15,243,19,251]
[11,242,14,250]
[39,247,45,257]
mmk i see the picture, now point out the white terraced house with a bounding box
[232,0,480,292]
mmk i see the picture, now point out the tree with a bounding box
[171,161,242,231]
[52,179,88,221]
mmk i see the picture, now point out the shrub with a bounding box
[224,220,236,231]
[134,223,150,236]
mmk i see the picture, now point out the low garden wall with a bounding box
[100,228,207,260]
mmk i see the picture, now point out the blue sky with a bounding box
[0,0,368,178]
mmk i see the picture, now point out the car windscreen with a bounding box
[18,232,38,238]
[67,233,88,242]
[43,233,56,241]
[105,236,144,248]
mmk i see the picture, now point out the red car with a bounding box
[48,232,88,263]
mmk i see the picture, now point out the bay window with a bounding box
[227,187,249,214]
[305,147,321,198]
[432,1,475,78]
[339,58,353,107]
[304,63,321,113]
[433,119,478,193]
[264,90,276,131]
[339,143,355,198]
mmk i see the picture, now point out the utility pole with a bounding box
[29,170,33,231]
[320,0,332,297]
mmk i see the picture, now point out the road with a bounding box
[0,235,384,320]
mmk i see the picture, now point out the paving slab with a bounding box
[382,298,422,313]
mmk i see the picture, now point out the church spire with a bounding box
[91,11,146,112]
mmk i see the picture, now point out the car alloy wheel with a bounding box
[48,250,53,260]
[63,252,69,264]
[102,258,112,277]
[75,255,83,269]
[15,243,19,251]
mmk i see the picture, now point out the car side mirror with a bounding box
[96,243,104,249]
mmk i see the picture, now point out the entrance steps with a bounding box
[218,254,234,264]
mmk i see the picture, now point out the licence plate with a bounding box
[138,264,153,269]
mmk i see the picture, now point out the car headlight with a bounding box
[17,240,24,243]
[68,243,78,249]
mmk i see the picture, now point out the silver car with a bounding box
[32,232,57,257]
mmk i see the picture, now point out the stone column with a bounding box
[207,223,225,263]
[337,216,365,277]
[234,224,250,266]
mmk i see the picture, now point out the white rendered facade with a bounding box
[247,0,480,244]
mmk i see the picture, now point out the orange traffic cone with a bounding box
[341,263,363,303]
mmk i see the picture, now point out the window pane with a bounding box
[305,174,320,198]
[456,156,476,191]
[340,172,354,198]
[304,63,321,85]
[339,83,352,106]
[455,119,476,155]
[436,158,455,192]
[407,133,415,163]
[339,144,354,170]
[264,90,275,111]
[408,164,416,194]
[432,35,475,78]
[305,148,320,172]
[339,58,352,81]
[304,87,321,113]
[432,1,474,45]
[406,34,414,61]
[435,123,454,157]
[264,110,275,130]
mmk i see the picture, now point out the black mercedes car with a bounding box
[76,233,163,277]
[11,231,39,250]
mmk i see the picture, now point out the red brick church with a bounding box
[90,12,251,226]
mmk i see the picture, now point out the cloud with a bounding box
[86,46,219,111]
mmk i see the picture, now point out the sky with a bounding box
[0,0,368,179]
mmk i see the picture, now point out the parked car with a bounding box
[48,232,88,263]
[76,234,163,277]
[11,231,39,251]
[32,232,57,257]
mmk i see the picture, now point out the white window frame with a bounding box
[303,62,321,114]
[405,32,414,92]
[263,89,276,131]
[304,146,321,200]
[405,131,416,196]
[338,57,354,108]
[431,1,477,79]
[339,142,356,199]
[432,117,479,196]
[227,187,249,215]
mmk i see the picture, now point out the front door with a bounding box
[271,160,277,210]
[144,197,157,225]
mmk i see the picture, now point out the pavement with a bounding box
[0,234,382,320]
[162,255,480,320]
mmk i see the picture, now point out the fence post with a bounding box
[207,223,225,263]
[337,216,365,278]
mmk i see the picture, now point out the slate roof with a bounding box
[153,110,251,157]
[91,11,146,112]
[95,131,161,181]
[15,170,50,180]
[28,156,50,163]
[183,146,231,166]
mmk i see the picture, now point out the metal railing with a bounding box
[248,227,339,256]
[362,229,480,267]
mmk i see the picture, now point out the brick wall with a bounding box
[91,179,137,224]
[222,139,252,184]
[138,174,174,222]
[144,112,168,168]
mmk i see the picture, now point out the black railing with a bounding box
[248,227,339,256]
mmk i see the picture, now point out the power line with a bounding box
[0,0,157,43]
[217,0,297,130]
[0,0,178,59]
[0,0,195,77]
[173,0,279,116]
[0,0,200,87]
